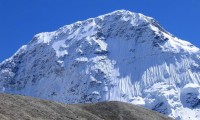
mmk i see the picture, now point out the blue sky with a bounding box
[0,0,200,62]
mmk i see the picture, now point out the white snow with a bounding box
[52,40,68,57]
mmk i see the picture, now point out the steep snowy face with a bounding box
[0,10,200,120]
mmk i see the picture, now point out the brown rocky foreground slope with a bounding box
[0,94,173,120]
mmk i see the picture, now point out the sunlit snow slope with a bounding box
[0,10,200,120]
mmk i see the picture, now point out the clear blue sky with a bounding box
[0,0,200,62]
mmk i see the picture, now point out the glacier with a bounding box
[0,10,200,120]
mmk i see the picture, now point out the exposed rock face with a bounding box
[0,10,200,119]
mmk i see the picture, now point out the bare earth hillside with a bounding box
[0,94,173,120]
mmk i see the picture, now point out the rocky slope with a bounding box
[0,10,200,119]
[0,94,172,120]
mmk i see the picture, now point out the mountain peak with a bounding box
[31,10,163,46]
[30,10,198,55]
[101,9,152,21]
[98,9,153,26]
[31,10,172,47]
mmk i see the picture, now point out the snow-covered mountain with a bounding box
[0,10,200,120]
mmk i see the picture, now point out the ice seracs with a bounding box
[0,10,200,120]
